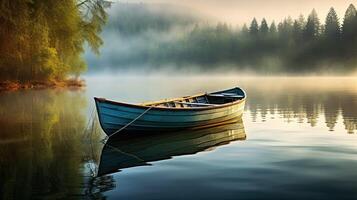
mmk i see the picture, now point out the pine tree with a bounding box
[342,4,357,40]
[269,21,277,34]
[278,17,294,40]
[277,22,284,33]
[304,9,320,40]
[293,14,306,41]
[260,18,269,35]
[293,20,302,41]
[325,7,340,39]
[241,23,249,36]
[297,14,306,28]
[249,18,259,36]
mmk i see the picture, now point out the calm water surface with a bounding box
[0,76,356,199]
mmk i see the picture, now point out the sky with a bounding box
[124,0,356,25]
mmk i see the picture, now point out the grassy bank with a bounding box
[0,79,85,92]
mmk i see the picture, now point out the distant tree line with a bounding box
[0,0,110,82]
[145,4,357,73]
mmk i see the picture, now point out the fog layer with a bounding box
[85,2,357,75]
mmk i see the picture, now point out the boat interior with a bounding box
[143,88,245,108]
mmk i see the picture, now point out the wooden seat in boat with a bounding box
[173,101,217,107]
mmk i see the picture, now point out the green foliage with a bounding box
[241,24,249,36]
[278,17,294,41]
[304,9,320,40]
[341,4,357,60]
[342,4,357,38]
[292,15,305,41]
[260,18,269,36]
[35,47,63,80]
[249,18,259,36]
[325,8,340,39]
[269,22,277,34]
[0,0,110,82]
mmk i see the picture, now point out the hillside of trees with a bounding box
[88,3,357,74]
[158,4,357,73]
[0,0,110,83]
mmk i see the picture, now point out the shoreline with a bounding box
[0,79,86,92]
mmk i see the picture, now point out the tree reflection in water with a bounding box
[243,78,356,134]
[0,90,102,199]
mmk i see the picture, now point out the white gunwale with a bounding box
[94,87,246,111]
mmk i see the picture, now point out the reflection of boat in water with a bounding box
[94,87,246,136]
[97,118,246,176]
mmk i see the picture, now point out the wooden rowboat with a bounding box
[97,119,246,176]
[94,87,246,136]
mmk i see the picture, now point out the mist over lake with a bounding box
[85,2,357,75]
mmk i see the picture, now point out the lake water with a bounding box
[0,76,356,199]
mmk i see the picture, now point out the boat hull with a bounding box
[95,87,246,136]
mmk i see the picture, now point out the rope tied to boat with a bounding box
[103,106,154,141]
[82,104,99,177]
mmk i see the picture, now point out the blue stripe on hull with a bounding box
[102,115,244,133]
[99,103,244,123]
[100,102,240,116]
[102,112,243,130]
[96,101,245,136]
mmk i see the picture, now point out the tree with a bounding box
[249,18,259,36]
[293,20,302,41]
[0,0,110,82]
[304,9,320,40]
[79,0,111,55]
[0,0,31,80]
[260,18,269,36]
[216,22,230,34]
[342,4,357,40]
[325,7,341,40]
[240,24,249,38]
[269,21,277,34]
[341,4,357,61]
[279,17,294,41]
[241,23,249,36]
[297,14,306,28]
[292,14,305,41]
